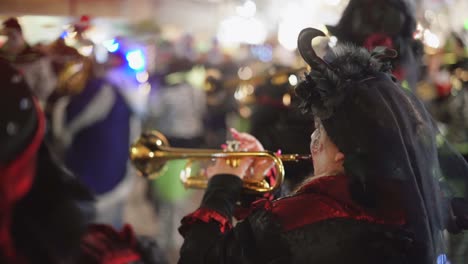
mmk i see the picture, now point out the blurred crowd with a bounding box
[1,0,468,263]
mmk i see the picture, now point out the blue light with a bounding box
[108,43,119,53]
[60,30,69,39]
[250,44,272,62]
[126,50,146,71]
[103,39,120,53]
[437,254,448,264]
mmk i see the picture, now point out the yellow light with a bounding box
[244,84,254,95]
[282,93,291,106]
[239,106,252,118]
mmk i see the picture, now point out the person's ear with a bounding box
[334,151,345,162]
[312,141,323,154]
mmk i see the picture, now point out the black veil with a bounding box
[295,28,468,263]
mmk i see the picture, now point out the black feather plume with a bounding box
[294,28,398,119]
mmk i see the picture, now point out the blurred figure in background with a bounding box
[0,17,56,105]
[429,32,468,160]
[0,59,167,264]
[427,32,468,264]
[203,69,238,148]
[175,33,198,63]
[145,56,207,261]
[249,66,314,192]
[50,39,141,229]
[326,0,423,91]
[205,38,224,67]
[147,57,206,148]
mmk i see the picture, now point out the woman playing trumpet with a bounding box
[178,28,468,264]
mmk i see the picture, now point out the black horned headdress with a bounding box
[295,27,397,119]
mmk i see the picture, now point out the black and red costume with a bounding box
[179,174,411,263]
[178,28,468,264]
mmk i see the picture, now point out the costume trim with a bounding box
[179,208,233,236]
[80,224,141,264]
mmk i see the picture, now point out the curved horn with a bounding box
[297,28,331,73]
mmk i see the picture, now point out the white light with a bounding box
[328,36,338,48]
[324,0,341,6]
[126,50,146,71]
[424,30,441,49]
[94,44,109,63]
[102,39,119,52]
[238,67,253,80]
[180,167,192,181]
[237,0,257,18]
[234,86,247,100]
[217,16,266,45]
[78,45,94,57]
[288,74,298,86]
[414,24,424,40]
[136,71,149,83]
[277,3,310,51]
[180,169,187,181]
[278,22,302,51]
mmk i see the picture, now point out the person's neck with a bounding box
[313,170,344,180]
[293,168,345,194]
[313,163,344,179]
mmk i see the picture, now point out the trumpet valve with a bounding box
[226,158,241,168]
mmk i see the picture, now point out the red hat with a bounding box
[74,15,91,33]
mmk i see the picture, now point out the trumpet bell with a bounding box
[130,130,170,179]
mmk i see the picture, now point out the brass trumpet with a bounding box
[129,130,311,193]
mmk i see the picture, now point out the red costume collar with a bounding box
[0,99,45,262]
[295,174,356,205]
[273,175,406,231]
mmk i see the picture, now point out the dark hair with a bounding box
[3,17,22,33]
